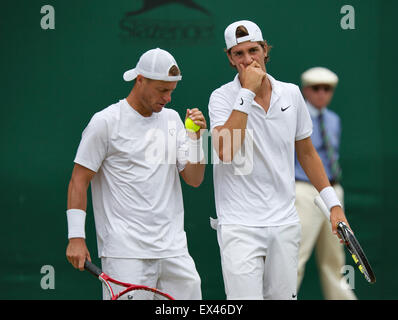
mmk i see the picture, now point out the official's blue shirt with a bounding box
[295,101,341,182]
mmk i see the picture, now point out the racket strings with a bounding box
[118,288,171,300]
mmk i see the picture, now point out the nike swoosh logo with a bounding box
[281,105,291,112]
[240,98,244,105]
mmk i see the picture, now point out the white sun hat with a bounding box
[224,20,264,50]
[123,48,182,82]
[301,67,339,87]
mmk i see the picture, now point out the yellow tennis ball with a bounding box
[185,117,200,132]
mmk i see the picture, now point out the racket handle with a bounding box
[84,260,103,278]
[314,195,331,220]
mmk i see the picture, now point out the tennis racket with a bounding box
[314,196,376,284]
[84,260,175,300]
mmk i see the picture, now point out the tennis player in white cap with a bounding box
[66,48,206,299]
[296,67,357,299]
[208,21,352,300]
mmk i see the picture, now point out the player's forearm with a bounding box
[297,149,331,192]
[213,111,248,162]
[181,162,205,188]
[67,178,89,210]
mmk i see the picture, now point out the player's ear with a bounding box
[262,43,268,56]
[226,50,236,67]
[136,74,144,85]
[133,75,146,92]
[136,75,151,88]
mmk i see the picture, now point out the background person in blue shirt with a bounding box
[295,67,357,300]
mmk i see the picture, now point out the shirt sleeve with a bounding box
[208,89,233,131]
[294,86,313,141]
[74,113,108,172]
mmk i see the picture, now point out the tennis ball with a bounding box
[185,117,200,132]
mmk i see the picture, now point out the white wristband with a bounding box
[187,137,204,164]
[319,186,342,212]
[233,88,256,114]
[66,209,86,239]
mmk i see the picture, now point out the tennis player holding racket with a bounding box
[66,48,206,300]
[208,20,351,300]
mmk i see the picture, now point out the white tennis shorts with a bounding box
[100,254,202,300]
[215,221,301,300]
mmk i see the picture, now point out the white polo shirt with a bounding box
[209,74,313,226]
[74,99,190,258]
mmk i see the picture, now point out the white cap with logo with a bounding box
[224,20,264,50]
[301,67,339,87]
[123,48,182,82]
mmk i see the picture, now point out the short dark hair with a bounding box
[168,65,181,76]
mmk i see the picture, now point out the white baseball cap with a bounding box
[123,48,182,82]
[224,20,264,50]
[301,67,339,87]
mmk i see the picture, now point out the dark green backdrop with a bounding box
[1,0,397,299]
